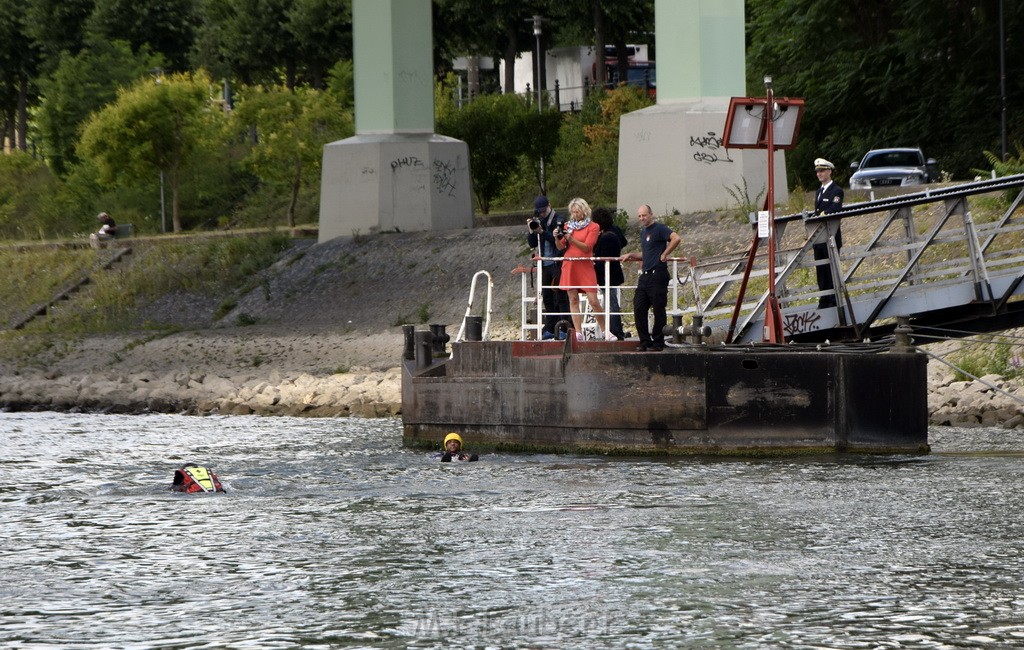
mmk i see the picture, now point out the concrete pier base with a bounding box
[318,133,472,243]
[616,101,789,216]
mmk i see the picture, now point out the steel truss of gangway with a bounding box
[680,174,1024,344]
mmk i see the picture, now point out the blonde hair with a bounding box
[567,197,592,219]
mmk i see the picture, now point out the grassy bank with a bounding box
[0,232,292,335]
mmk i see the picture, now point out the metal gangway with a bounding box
[700,173,1024,343]
[519,174,1024,345]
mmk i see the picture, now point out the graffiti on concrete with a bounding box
[690,132,734,165]
[432,159,459,197]
[391,156,425,171]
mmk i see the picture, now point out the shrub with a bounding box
[950,336,1024,382]
[436,78,559,213]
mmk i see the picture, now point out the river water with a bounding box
[2,413,1024,649]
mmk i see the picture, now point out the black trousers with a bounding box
[814,227,843,307]
[541,263,569,333]
[633,269,669,345]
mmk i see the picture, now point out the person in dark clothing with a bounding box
[527,196,570,339]
[621,205,680,351]
[591,207,628,340]
[811,158,845,308]
[434,433,479,462]
[90,212,117,249]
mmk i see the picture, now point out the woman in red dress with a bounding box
[556,197,613,340]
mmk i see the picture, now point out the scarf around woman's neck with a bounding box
[565,217,591,232]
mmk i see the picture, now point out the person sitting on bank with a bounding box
[89,212,117,249]
[435,433,478,462]
[171,463,227,493]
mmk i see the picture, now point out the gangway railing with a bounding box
[703,174,1024,343]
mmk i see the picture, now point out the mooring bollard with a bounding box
[893,316,914,353]
[669,314,685,344]
[690,314,710,345]
[465,316,483,341]
[402,324,416,360]
[414,330,433,369]
[429,324,449,356]
[665,314,712,345]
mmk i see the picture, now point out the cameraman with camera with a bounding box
[527,195,569,340]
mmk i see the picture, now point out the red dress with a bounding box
[559,221,600,293]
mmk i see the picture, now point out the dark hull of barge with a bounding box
[401,339,929,456]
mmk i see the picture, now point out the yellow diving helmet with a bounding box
[443,432,463,448]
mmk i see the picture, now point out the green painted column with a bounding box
[618,0,788,216]
[353,0,433,134]
[655,0,745,101]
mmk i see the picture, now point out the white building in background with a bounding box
[500,45,654,112]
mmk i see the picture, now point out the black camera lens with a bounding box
[529,217,541,230]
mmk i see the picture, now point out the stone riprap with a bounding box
[0,367,402,418]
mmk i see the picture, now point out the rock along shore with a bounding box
[0,366,402,418]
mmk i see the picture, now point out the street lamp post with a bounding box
[159,171,166,234]
[999,0,1008,162]
[151,67,167,233]
[531,14,546,193]
[532,15,543,112]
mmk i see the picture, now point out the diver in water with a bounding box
[171,463,227,493]
[435,433,479,462]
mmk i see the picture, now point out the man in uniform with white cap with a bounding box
[812,158,844,308]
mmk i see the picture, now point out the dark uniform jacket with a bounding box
[814,182,844,248]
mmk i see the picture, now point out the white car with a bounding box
[849,148,938,190]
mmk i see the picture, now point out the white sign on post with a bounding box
[757,210,770,239]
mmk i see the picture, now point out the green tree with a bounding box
[435,0,549,93]
[325,59,354,112]
[286,0,352,88]
[233,85,353,227]
[191,0,289,86]
[85,0,200,72]
[77,71,223,233]
[192,0,351,89]
[437,85,558,213]
[23,0,94,73]
[549,84,652,204]
[36,40,162,176]
[0,151,60,240]
[519,107,562,194]
[0,0,39,151]
[747,0,1024,185]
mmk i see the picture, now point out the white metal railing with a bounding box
[456,270,493,342]
[520,255,694,341]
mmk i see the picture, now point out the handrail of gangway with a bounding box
[455,270,493,342]
[783,173,1024,225]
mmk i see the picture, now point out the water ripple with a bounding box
[2,414,1024,647]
